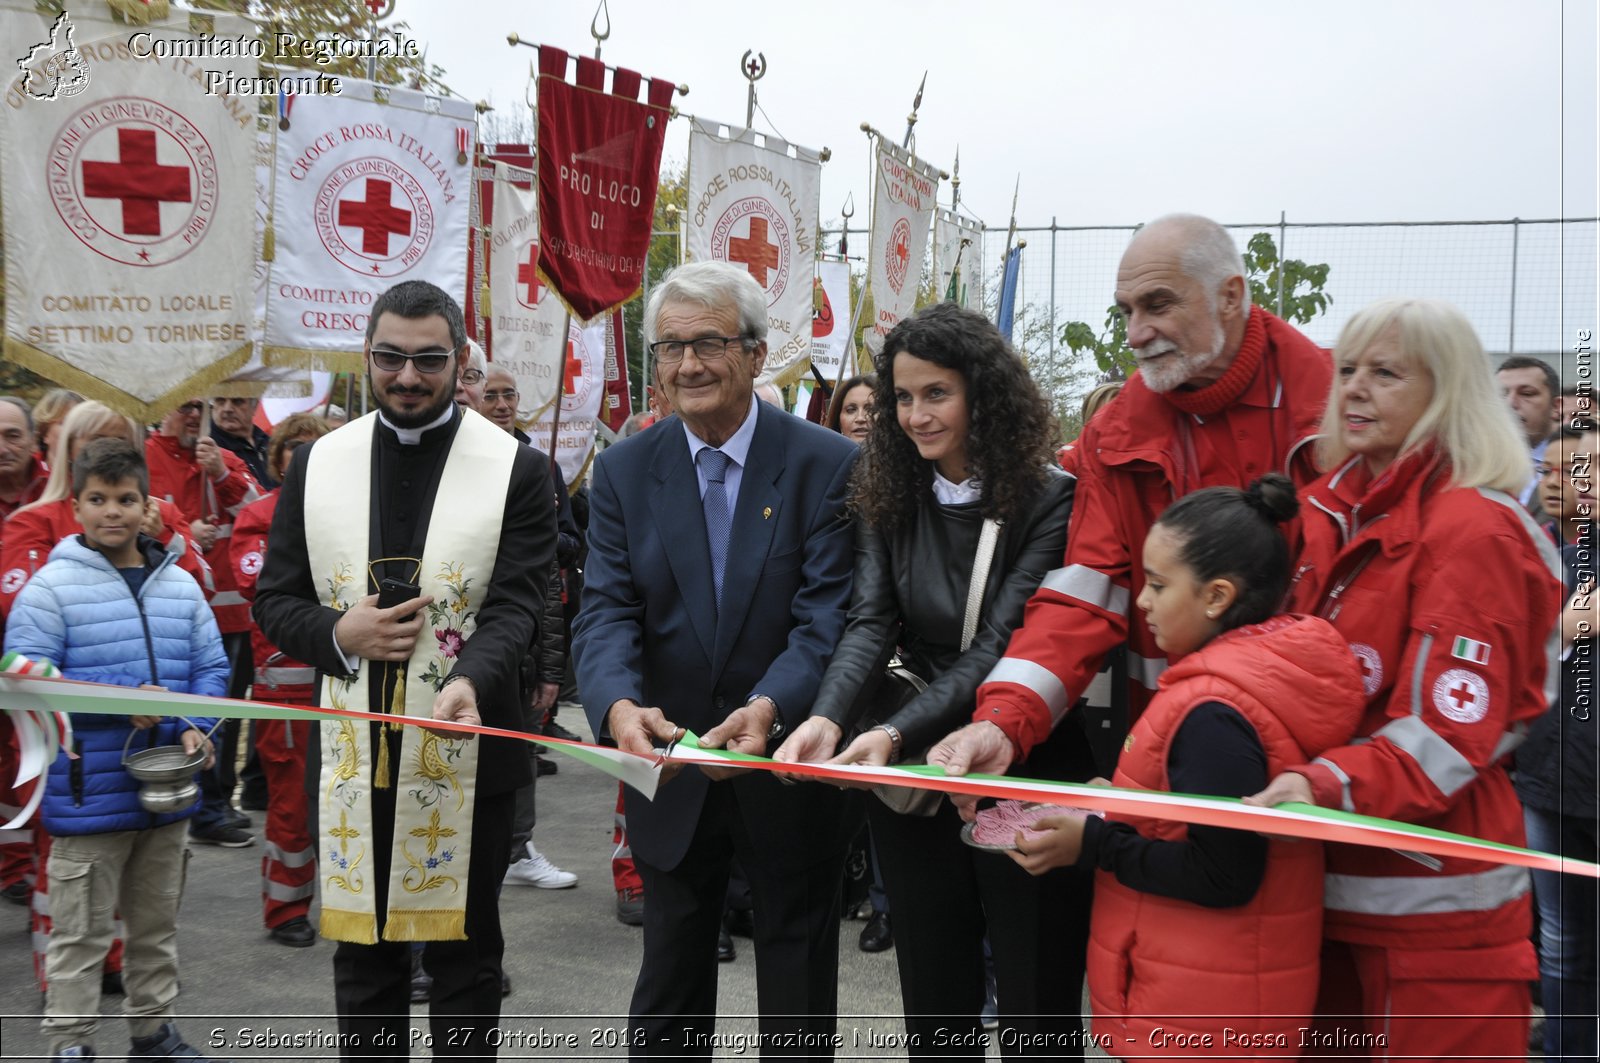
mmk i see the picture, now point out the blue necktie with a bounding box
[698,448,732,607]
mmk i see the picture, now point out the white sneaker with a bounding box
[504,843,577,889]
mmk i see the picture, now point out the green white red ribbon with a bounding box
[1,657,1594,881]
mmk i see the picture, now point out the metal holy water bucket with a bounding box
[121,716,220,815]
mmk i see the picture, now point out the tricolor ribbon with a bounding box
[0,659,1594,880]
[277,87,294,130]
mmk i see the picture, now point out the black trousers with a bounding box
[630,781,853,1059]
[332,775,515,1061]
[868,798,1093,1061]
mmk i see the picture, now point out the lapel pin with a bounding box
[762,506,772,520]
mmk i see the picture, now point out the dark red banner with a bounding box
[536,48,673,323]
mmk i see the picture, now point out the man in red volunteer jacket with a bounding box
[146,398,261,845]
[932,213,1332,782]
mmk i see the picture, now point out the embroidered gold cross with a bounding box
[409,808,458,856]
[330,810,359,855]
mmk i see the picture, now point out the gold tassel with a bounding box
[262,216,276,262]
[374,721,390,789]
[478,279,491,321]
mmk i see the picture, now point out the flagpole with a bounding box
[548,311,573,461]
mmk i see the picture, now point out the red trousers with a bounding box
[611,782,642,893]
[1307,939,1535,1061]
[256,718,315,929]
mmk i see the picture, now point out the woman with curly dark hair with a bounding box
[775,302,1097,1058]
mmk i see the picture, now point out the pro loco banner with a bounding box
[934,207,984,311]
[867,138,940,337]
[263,81,474,370]
[809,260,854,383]
[685,117,821,388]
[0,7,259,420]
[489,162,567,425]
[535,47,675,323]
[525,311,620,486]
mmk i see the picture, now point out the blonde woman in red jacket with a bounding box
[1010,475,1364,1058]
[1248,298,1563,1059]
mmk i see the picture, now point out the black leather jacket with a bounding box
[812,467,1074,754]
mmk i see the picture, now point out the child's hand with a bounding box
[1007,814,1086,875]
[181,727,215,770]
[129,715,161,730]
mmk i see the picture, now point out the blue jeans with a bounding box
[1525,805,1599,1063]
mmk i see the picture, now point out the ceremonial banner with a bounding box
[526,311,617,485]
[263,81,474,370]
[868,139,940,337]
[600,323,632,437]
[685,117,821,388]
[0,7,258,420]
[934,208,984,311]
[535,47,674,323]
[810,260,854,383]
[997,245,1023,342]
[489,162,566,424]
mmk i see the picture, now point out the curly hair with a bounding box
[850,302,1059,531]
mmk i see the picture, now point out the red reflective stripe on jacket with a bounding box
[1288,452,1562,949]
[977,308,1331,758]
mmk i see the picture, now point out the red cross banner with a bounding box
[810,260,855,383]
[0,8,259,420]
[262,80,475,370]
[868,138,941,337]
[489,162,568,425]
[934,207,985,312]
[524,311,619,487]
[685,117,822,388]
[535,47,675,324]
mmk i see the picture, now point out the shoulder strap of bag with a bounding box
[960,517,1002,651]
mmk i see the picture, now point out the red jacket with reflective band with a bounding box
[1290,451,1561,950]
[231,489,315,706]
[146,433,260,634]
[1089,615,1364,1053]
[976,308,1331,758]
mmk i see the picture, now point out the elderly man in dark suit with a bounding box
[574,260,858,1058]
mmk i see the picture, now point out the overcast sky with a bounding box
[403,0,1597,230]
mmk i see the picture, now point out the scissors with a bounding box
[654,726,686,768]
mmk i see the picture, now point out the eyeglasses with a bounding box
[369,345,459,374]
[177,402,204,415]
[484,389,519,402]
[459,369,486,385]
[648,336,748,364]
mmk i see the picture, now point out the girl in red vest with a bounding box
[1010,474,1364,1058]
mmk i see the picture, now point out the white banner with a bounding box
[685,118,821,388]
[0,8,258,420]
[488,162,567,426]
[868,139,940,337]
[934,208,984,312]
[526,315,608,486]
[263,82,474,370]
[810,260,854,383]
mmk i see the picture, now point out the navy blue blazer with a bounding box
[574,401,858,872]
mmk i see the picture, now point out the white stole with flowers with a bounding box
[303,410,516,943]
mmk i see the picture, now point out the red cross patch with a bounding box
[238,551,264,576]
[1432,667,1490,724]
[1350,642,1383,697]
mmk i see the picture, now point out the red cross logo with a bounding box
[893,231,910,271]
[1432,667,1489,724]
[80,128,191,237]
[338,179,413,255]
[563,342,583,396]
[516,243,544,307]
[1446,683,1475,711]
[729,216,781,288]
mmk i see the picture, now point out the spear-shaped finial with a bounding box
[902,71,927,150]
[951,145,961,210]
[591,0,610,60]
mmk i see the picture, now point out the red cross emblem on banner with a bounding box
[338,179,413,255]
[516,242,544,308]
[729,216,780,288]
[80,128,192,237]
[563,341,583,397]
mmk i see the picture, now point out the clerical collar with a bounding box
[378,403,455,445]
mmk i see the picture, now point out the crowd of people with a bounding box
[0,212,1591,1063]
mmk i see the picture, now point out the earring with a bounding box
[1206,610,1216,619]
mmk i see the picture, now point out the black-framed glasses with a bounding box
[459,369,486,386]
[177,401,204,414]
[648,336,748,364]
[370,345,458,374]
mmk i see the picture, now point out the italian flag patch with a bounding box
[1451,636,1491,665]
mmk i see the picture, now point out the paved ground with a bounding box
[1,710,1071,1061]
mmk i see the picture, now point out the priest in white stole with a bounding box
[255,281,555,1059]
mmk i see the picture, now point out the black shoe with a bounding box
[223,807,252,829]
[269,917,315,948]
[409,950,431,1005]
[615,887,644,926]
[858,911,893,953]
[717,925,736,963]
[543,720,581,743]
[722,906,754,939]
[129,1022,213,1060]
[189,822,254,848]
[101,970,124,996]
[51,1047,94,1060]
[535,756,558,777]
[500,970,511,998]
[2,880,30,905]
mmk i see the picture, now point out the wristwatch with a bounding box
[750,694,782,740]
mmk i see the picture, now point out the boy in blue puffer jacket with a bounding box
[4,438,229,1063]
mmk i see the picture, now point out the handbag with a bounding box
[872,516,1002,816]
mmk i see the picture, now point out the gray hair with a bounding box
[0,396,34,433]
[464,339,487,377]
[643,260,766,349]
[1143,213,1246,307]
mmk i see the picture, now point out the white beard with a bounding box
[1135,322,1229,393]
